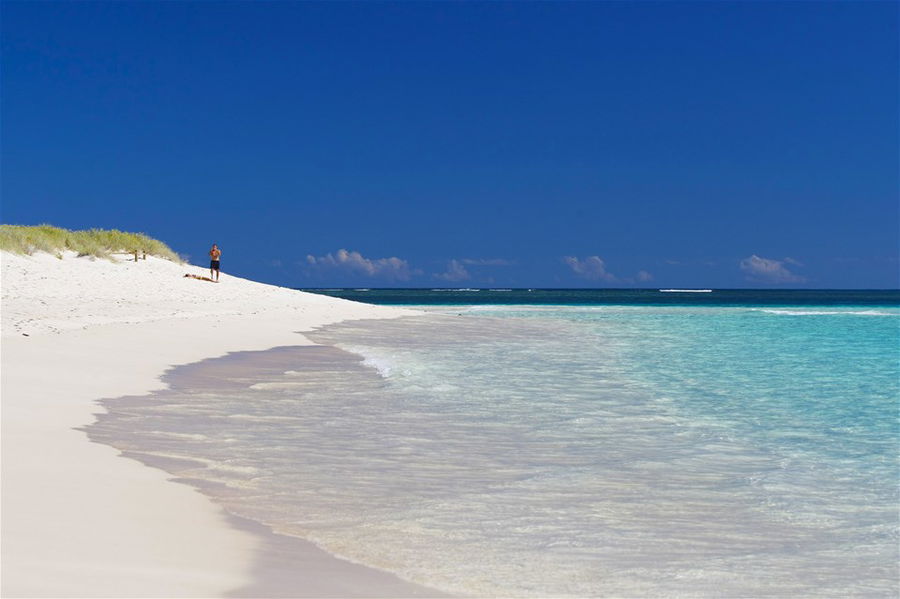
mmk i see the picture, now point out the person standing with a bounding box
[209,243,222,282]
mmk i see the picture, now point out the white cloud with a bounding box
[435,259,470,282]
[563,255,618,282]
[740,254,806,284]
[636,270,653,282]
[305,249,412,281]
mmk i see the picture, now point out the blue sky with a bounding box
[2,1,897,288]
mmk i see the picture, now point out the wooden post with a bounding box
[142,251,147,260]
[134,250,138,262]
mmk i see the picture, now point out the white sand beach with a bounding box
[1,251,438,597]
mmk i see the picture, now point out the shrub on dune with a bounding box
[0,224,183,262]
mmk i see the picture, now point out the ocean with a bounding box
[89,289,900,597]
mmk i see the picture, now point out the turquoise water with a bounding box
[90,298,900,597]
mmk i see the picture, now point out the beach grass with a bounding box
[0,224,183,262]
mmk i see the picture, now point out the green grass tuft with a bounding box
[0,224,183,262]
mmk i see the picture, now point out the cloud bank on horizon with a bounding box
[740,255,806,284]
[435,260,471,282]
[564,256,654,285]
[305,249,414,282]
[300,249,845,287]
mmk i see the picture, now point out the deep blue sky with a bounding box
[2,1,897,288]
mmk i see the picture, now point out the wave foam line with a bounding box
[758,309,896,317]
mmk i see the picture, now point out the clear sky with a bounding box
[2,1,897,288]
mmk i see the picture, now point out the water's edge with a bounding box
[86,332,451,598]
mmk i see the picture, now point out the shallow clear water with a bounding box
[90,303,900,597]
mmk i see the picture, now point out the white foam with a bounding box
[460,304,608,312]
[342,345,403,378]
[659,289,713,293]
[148,431,209,441]
[362,356,395,378]
[249,381,314,390]
[758,309,896,317]
[205,461,263,476]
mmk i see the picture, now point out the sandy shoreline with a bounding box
[1,251,441,597]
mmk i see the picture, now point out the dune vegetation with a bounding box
[0,224,182,262]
